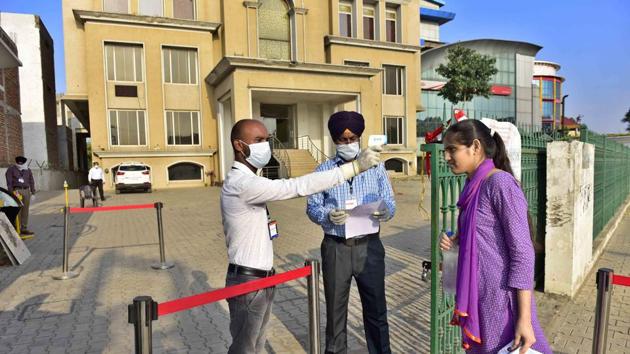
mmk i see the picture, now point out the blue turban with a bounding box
[327,111,365,141]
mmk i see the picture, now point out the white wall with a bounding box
[0,13,49,165]
[296,103,324,149]
[545,141,595,297]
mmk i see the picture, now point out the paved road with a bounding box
[0,179,628,353]
[0,178,432,354]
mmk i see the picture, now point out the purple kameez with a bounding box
[466,171,552,354]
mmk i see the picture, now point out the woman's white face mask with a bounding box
[240,140,272,169]
[336,142,360,161]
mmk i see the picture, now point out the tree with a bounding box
[436,46,498,107]
[622,108,630,132]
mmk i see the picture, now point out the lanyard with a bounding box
[336,160,354,194]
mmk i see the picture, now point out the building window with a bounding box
[344,60,369,67]
[542,101,553,118]
[162,47,197,84]
[105,43,143,82]
[109,110,147,146]
[339,1,353,37]
[168,162,203,181]
[173,0,195,20]
[139,0,163,17]
[384,116,404,145]
[166,111,200,145]
[385,158,405,173]
[258,0,291,60]
[555,81,561,99]
[383,65,404,95]
[421,21,439,42]
[385,6,398,42]
[103,0,129,13]
[542,80,554,99]
[363,3,375,40]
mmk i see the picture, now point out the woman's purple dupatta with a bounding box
[451,159,495,350]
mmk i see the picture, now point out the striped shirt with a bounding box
[306,157,395,238]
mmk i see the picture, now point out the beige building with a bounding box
[63,0,422,189]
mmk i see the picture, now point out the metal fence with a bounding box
[517,125,559,285]
[422,143,465,353]
[580,127,630,238]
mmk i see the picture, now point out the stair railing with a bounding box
[268,135,291,178]
[297,135,330,164]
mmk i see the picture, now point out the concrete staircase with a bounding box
[274,149,319,177]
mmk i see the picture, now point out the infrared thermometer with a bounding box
[368,135,387,147]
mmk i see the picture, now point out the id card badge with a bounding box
[18,178,25,184]
[345,198,358,211]
[268,220,279,240]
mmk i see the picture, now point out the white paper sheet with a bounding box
[345,200,385,239]
[497,343,542,354]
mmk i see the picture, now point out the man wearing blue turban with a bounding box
[307,111,395,354]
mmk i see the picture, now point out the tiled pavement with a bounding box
[542,205,630,354]
[0,178,628,353]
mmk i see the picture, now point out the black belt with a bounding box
[13,186,29,190]
[228,263,275,278]
[325,233,378,247]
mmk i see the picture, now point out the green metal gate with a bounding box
[422,143,466,354]
[519,128,555,285]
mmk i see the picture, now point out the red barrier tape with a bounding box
[69,203,156,214]
[158,265,312,316]
[613,274,630,287]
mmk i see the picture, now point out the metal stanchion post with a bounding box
[63,180,69,208]
[128,296,157,354]
[593,268,613,354]
[151,202,174,270]
[53,207,79,280]
[306,259,321,354]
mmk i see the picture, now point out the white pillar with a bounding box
[545,141,595,297]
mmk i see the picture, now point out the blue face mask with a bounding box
[336,142,360,161]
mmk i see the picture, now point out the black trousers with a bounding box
[90,179,105,201]
[321,233,391,354]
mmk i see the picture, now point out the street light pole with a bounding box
[561,94,569,131]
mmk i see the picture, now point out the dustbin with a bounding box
[78,185,98,208]
[0,187,23,230]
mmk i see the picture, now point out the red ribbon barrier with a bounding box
[612,274,630,287]
[70,203,156,214]
[158,265,312,316]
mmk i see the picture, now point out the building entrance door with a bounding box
[261,104,295,148]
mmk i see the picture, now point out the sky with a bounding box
[438,0,630,133]
[1,0,628,133]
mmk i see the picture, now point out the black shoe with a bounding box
[21,230,34,236]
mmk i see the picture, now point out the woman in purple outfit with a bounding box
[439,119,552,354]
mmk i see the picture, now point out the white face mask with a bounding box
[241,141,272,169]
[336,142,360,161]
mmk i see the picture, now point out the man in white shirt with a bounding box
[88,162,105,201]
[221,119,381,354]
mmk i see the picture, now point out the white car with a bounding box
[114,162,152,193]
